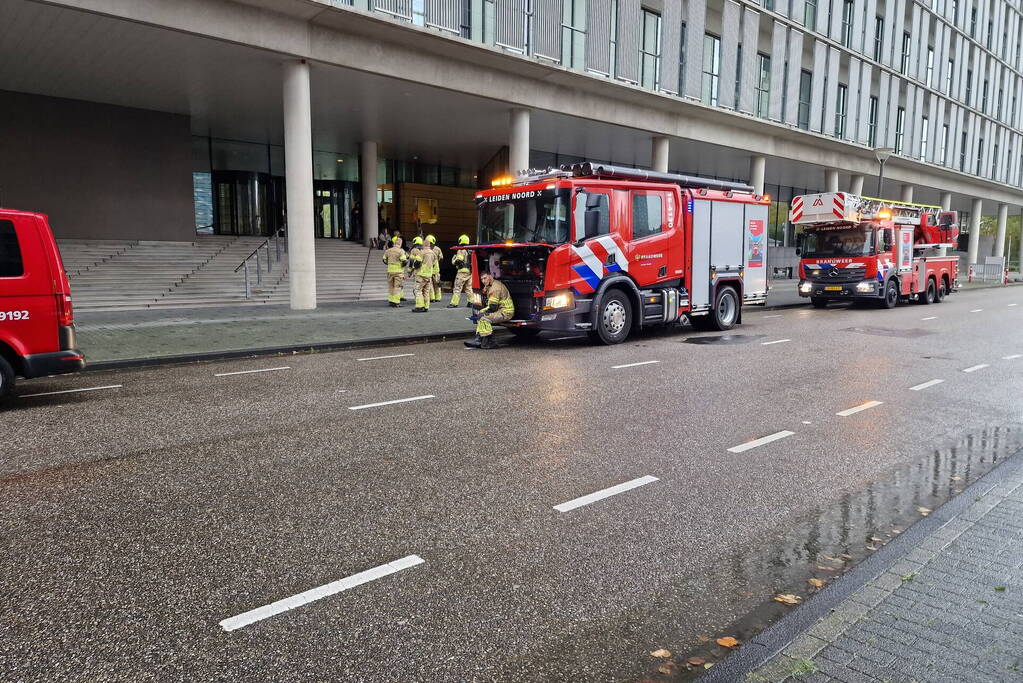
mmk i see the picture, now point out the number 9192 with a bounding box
[0,310,29,321]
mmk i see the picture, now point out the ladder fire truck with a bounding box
[791,192,959,308]
[460,163,770,344]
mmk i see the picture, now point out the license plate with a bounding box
[824,286,843,291]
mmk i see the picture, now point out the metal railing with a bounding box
[234,229,288,298]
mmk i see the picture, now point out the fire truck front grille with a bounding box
[501,279,542,320]
[805,266,867,283]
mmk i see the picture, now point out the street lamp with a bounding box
[874,147,894,198]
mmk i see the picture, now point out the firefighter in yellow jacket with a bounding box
[427,234,443,302]
[447,234,474,308]
[465,272,514,349]
[410,236,436,312]
[382,236,407,307]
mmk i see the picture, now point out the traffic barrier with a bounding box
[968,264,975,283]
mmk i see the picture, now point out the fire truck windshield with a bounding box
[478,188,570,245]
[800,224,876,257]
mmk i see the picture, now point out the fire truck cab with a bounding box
[792,192,959,309]
[464,163,770,344]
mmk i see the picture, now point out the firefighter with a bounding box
[406,235,424,302]
[427,234,443,302]
[382,236,407,307]
[464,271,514,349]
[410,236,436,312]
[447,234,474,308]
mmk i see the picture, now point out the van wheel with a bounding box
[878,279,899,309]
[590,289,632,345]
[710,286,739,331]
[0,356,14,399]
[920,278,936,305]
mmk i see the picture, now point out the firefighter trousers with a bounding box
[476,311,510,336]
[387,273,403,303]
[414,276,434,309]
[432,273,442,301]
[450,271,473,306]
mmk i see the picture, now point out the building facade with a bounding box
[0,0,1021,308]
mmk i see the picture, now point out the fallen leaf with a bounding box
[840,554,852,559]
[870,536,883,542]
[773,594,802,605]
[650,649,672,658]
[953,488,963,494]
[704,663,714,669]
[696,635,712,643]
[657,663,676,675]
[951,476,963,481]
[686,657,706,666]
[716,636,740,648]
[808,578,825,588]
[917,506,932,514]
[817,565,837,571]
[995,586,1007,592]
[866,545,879,551]
[821,555,838,562]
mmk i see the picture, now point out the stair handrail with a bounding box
[235,229,288,299]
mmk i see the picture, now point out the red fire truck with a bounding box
[463,163,770,344]
[792,192,959,308]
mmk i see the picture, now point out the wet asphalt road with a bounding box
[2,287,1023,682]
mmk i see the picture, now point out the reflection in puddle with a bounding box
[659,426,1021,680]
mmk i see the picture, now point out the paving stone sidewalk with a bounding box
[741,459,1023,683]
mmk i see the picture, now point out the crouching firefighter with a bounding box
[447,235,474,308]
[464,272,514,349]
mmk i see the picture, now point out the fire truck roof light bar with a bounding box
[566,163,756,194]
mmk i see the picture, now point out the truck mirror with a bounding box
[795,248,801,256]
[584,210,600,239]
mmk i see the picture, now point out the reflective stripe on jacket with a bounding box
[383,246,407,274]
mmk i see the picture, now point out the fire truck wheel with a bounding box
[810,297,829,308]
[920,278,937,305]
[935,277,947,302]
[879,279,899,309]
[591,289,633,344]
[0,355,14,399]
[710,286,739,331]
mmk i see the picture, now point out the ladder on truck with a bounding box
[790,192,938,226]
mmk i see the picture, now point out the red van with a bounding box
[0,209,85,397]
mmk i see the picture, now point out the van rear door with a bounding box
[0,213,59,357]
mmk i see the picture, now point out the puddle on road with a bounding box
[842,326,935,339]
[681,335,767,345]
[645,426,1021,680]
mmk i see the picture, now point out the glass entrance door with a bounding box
[212,171,284,236]
[314,180,356,239]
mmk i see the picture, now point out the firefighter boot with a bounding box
[479,334,497,350]
[463,335,483,348]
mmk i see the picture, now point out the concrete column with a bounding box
[652,136,670,173]
[824,169,839,192]
[850,174,865,195]
[282,60,316,310]
[967,197,983,266]
[750,155,766,196]
[994,203,1009,258]
[509,108,531,175]
[360,141,379,248]
[940,192,952,211]
[900,185,914,203]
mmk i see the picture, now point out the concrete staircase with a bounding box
[58,236,389,311]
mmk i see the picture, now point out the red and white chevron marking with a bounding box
[791,195,804,221]
[832,192,846,219]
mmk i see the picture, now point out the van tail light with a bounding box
[56,293,74,326]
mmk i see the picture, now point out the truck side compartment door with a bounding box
[0,215,59,355]
[691,200,712,310]
[625,189,675,287]
[743,203,769,299]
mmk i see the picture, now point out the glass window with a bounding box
[841,1,854,48]
[803,0,817,28]
[867,96,879,147]
[900,32,911,74]
[678,21,686,94]
[940,124,950,164]
[640,9,661,89]
[631,194,664,239]
[976,137,985,175]
[926,48,934,87]
[756,54,771,118]
[895,107,906,154]
[479,189,572,244]
[801,225,877,257]
[561,0,587,69]
[970,7,977,37]
[798,70,813,130]
[960,131,969,171]
[920,117,929,161]
[835,84,848,137]
[873,16,884,61]
[982,79,989,111]
[573,191,610,239]
[991,143,999,179]
[965,69,973,103]
[702,34,721,105]
[946,59,954,94]
[0,220,24,278]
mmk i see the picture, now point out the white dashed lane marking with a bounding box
[21,384,123,398]
[1003,354,1022,360]
[356,354,415,362]
[727,430,795,454]
[762,314,783,319]
[836,400,883,417]
[553,476,659,513]
[921,316,937,321]
[970,309,983,313]
[909,379,944,391]
[612,360,660,369]
[219,555,425,632]
[1009,303,1019,307]
[349,395,435,411]
[761,339,792,346]
[214,367,291,377]
[962,364,990,373]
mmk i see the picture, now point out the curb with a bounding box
[81,329,476,373]
[702,445,1023,682]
